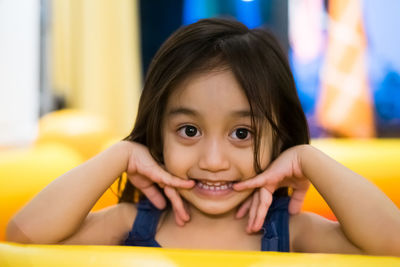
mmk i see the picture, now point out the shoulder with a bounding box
[60,202,138,245]
[289,212,363,254]
[89,202,138,231]
[289,212,336,241]
[117,202,138,229]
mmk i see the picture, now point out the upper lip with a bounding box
[190,178,236,184]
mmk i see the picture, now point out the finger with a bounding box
[164,186,190,223]
[164,187,186,226]
[173,210,185,227]
[183,199,191,221]
[247,191,259,234]
[236,196,252,219]
[157,165,168,189]
[164,186,189,221]
[233,173,271,191]
[140,184,167,210]
[288,183,310,214]
[252,188,273,232]
[140,164,195,189]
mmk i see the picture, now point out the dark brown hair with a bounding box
[119,18,309,203]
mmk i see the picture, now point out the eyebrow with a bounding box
[167,107,252,118]
[168,107,199,117]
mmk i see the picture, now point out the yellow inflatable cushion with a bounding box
[36,109,115,160]
[304,138,400,220]
[0,143,84,241]
[1,242,399,267]
[0,142,122,241]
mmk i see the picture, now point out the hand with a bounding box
[125,142,195,226]
[233,145,310,233]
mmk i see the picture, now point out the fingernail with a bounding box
[247,225,252,234]
[233,184,243,191]
[251,223,257,233]
[184,214,189,221]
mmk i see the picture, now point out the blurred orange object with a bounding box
[317,0,375,137]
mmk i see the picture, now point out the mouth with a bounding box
[196,180,234,191]
[190,179,236,197]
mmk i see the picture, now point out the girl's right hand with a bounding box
[125,142,195,226]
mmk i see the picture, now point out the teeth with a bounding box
[197,180,233,191]
[205,181,223,186]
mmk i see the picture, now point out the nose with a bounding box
[198,138,230,172]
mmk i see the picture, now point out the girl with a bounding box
[6,18,400,255]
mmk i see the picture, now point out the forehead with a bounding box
[166,70,250,112]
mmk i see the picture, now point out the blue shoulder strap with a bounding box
[123,199,162,247]
[261,196,290,252]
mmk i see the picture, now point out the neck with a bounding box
[185,202,243,228]
[157,201,261,251]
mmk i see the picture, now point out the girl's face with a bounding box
[162,70,272,215]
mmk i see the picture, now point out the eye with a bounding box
[177,125,200,138]
[231,128,252,140]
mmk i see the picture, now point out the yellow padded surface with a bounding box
[0,143,84,241]
[1,242,399,267]
[304,139,400,219]
[36,109,115,160]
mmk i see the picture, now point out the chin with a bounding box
[191,200,236,215]
[179,189,253,216]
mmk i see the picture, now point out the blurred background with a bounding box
[1,0,400,147]
[1,0,400,240]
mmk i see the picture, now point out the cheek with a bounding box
[163,135,195,178]
[258,133,273,171]
[238,150,257,179]
[258,146,272,171]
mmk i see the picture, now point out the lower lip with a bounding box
[192,182,235,197]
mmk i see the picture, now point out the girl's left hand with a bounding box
[233,146,310,233]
